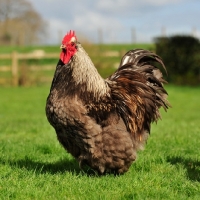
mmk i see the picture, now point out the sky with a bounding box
[28,0,200,44]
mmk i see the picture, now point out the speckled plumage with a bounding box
[46,42,170,174]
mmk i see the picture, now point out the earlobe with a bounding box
[70,37,76,43]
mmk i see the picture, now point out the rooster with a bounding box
[46,30,170,174]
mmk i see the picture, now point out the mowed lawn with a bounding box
[0,85,200,199]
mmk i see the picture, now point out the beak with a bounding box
[60,44,66,49]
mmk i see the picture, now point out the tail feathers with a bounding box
[116,49,170,110]
[107,49,170,140]
[119,49,167,73]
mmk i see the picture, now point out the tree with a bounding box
[0,0,47,45]
[155,35,200,85]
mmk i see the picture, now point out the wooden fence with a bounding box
[0,50,120,86]
[0,51,60,86]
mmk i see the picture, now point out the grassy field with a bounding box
[0,43,154,54]
[0,84,200,199]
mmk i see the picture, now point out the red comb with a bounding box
[62,30,77,44]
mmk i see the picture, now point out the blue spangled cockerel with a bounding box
[46,30,170,174]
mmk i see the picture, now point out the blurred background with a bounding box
[0,0,200,86]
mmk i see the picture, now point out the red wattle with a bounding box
[60,51,71,64]
[60,45,77,64]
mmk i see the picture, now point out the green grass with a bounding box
[0,85,200,199]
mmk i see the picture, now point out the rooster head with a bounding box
[60,30,77,64]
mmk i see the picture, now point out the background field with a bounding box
[0,84,200,199]
[0,43,154,86]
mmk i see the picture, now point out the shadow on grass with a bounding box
[0,157,97,176]
[1,156,124,177]
[167,156,200,182]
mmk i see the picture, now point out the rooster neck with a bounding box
[70,44,110,100]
